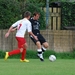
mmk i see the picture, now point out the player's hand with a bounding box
[5,32,10,38]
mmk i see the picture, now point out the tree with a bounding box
[0,0,21,29]
[25,0,46,29]
[19,0,46,29]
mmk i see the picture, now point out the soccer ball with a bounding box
[49,55,56,62]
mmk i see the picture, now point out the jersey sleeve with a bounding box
[27,21,32,32]
[12,21,19,27]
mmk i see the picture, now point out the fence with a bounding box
[44,7,61,30]
[0,29,75,53]
[0,7,75,52]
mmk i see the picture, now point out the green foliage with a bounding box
[0,0,46,29]
[0,51,5,58]
[1,49,75,59]
[61,2,75,29]
[20,0,46,29]
[0,0,21,29]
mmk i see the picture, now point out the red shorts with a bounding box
[16,37,26,48]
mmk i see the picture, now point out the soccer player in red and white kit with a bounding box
[5,11,38,62]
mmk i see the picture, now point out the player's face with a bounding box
[35,14,40,20]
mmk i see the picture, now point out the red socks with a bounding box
[21,49,26,60]
[8,49,26,60]
[8,49,20,56]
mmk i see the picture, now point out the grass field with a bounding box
[0,59,75,75]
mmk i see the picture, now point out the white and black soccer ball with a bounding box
[49,55,56,62]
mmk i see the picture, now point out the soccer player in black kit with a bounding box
[29,12,49,61]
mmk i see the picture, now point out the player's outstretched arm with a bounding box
[11,27,17,32]
[5,26,13,38]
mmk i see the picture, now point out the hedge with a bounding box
[1,50,75,59]
[61,2,75,29]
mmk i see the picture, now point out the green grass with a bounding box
[0,59,75,75]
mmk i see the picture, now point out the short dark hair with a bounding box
[33,12,40,16]
[24,11,31,17]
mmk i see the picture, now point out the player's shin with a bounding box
[21,49,26,60]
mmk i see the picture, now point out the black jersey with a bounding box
[29,18,40,35]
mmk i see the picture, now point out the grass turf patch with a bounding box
[0,59,75,75]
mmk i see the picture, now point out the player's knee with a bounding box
[36,41,41,45]
[24,43,28,49]
[25,44,28,49]
[44,42,49,48]
[20,48,23,52]
[46,43,49,48]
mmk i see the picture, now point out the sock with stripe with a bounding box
[42,46,47,53]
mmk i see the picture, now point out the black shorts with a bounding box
[29,33,46,45]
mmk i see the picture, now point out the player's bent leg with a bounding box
[36,41,44,61]
[42,42,49,52]
[20,43,29,62]
[42,42,49,48]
